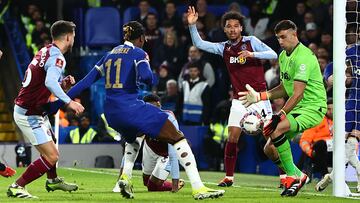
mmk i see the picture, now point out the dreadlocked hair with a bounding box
[123,21,145,41]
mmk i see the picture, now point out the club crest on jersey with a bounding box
[230,56,246,64]
[55,58,64,68]
[241,44,247,50]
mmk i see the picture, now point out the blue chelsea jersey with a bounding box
[95,41,153,96]
[346,44,360,99]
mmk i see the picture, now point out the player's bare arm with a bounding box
[266,82,287,100]
[280,81,306,114]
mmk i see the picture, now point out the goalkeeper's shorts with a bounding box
[285,105,327,139]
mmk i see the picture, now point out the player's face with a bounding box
[66,31,75,53]
[224,19,242,41]
[276,29,297,52]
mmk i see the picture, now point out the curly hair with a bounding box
[123,21,145,41]
[221,11,244,27]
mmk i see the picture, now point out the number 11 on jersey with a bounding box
[105,58,123,89]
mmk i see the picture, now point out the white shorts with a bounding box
[228,99,273,128]
[13,105,53,145]
[142,141,169,180]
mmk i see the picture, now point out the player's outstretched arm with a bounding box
[44,67,102,114]
[245,36,278,59]
[187,6,223,56]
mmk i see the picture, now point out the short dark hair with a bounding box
[274,20,297,34]
[143,94,160,103]
[221,11,244,27]
[123,21,145,41]
[187,61,201,70]
[50,20,76,40]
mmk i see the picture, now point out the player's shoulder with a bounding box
[48,44,63,58]
[297,43,316,59]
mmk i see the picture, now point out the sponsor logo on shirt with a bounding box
[230,56,246,64]
[280,71,291,81]
[55,58,64,68]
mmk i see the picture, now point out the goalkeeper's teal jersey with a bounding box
[278,43,326,109]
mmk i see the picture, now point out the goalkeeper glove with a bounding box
[238,84,268,107]
[263,109,286,137]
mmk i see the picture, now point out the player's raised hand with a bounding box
[187,6,198,25]
[67,100,84,115]
[238,84,261,107]
[61,75,75,91]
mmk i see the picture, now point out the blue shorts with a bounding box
[345,100,360,132]
[104,96,168,143]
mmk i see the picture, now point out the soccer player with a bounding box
[0,49,17,178]
[112,94,184,194]
[140,94,184,192]
[187,6,277,187]
[315,44,360,193]
[46,21,224,200]
[8,20,84,199]
[239,20,327,196]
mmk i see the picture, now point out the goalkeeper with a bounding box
[239,20,327,197]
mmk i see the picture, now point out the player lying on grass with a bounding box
[113,94,184,193]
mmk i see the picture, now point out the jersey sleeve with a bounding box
[44,49,71,103]
[94,55,107,77]
[293,55,313,83]
[135,50,153,85]
[189,24,224,56]
[249,36,278,59]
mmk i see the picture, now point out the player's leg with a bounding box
[346,130,360,193]
[40,116,78,193]
[141,140,158,187]
[276,108,324,196]
[0,161,16,178]
[219,100,244,187]
[8,112,54,198]
[121,136,144,179]
[157,119,225,199]
[263,138,286,187]
[147,156,172,191]
[118,136,144,198]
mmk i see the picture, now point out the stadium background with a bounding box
[0,0,358,181]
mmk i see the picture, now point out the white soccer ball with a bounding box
[240,112,264,136]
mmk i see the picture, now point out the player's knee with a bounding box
[46,151,59,165]
[168,130,185,145]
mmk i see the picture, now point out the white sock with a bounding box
[173,139,204,190]
[225,176,234,180]
[122,136,144,179]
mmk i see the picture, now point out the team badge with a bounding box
[55,58,64,68]
[241,44,247,50]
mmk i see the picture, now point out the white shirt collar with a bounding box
[124,41,135,48]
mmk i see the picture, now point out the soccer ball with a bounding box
[240,111,264,135]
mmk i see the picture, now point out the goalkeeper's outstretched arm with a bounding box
[266,82,287,100]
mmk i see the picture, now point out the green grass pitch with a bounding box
[0,168,358,202]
